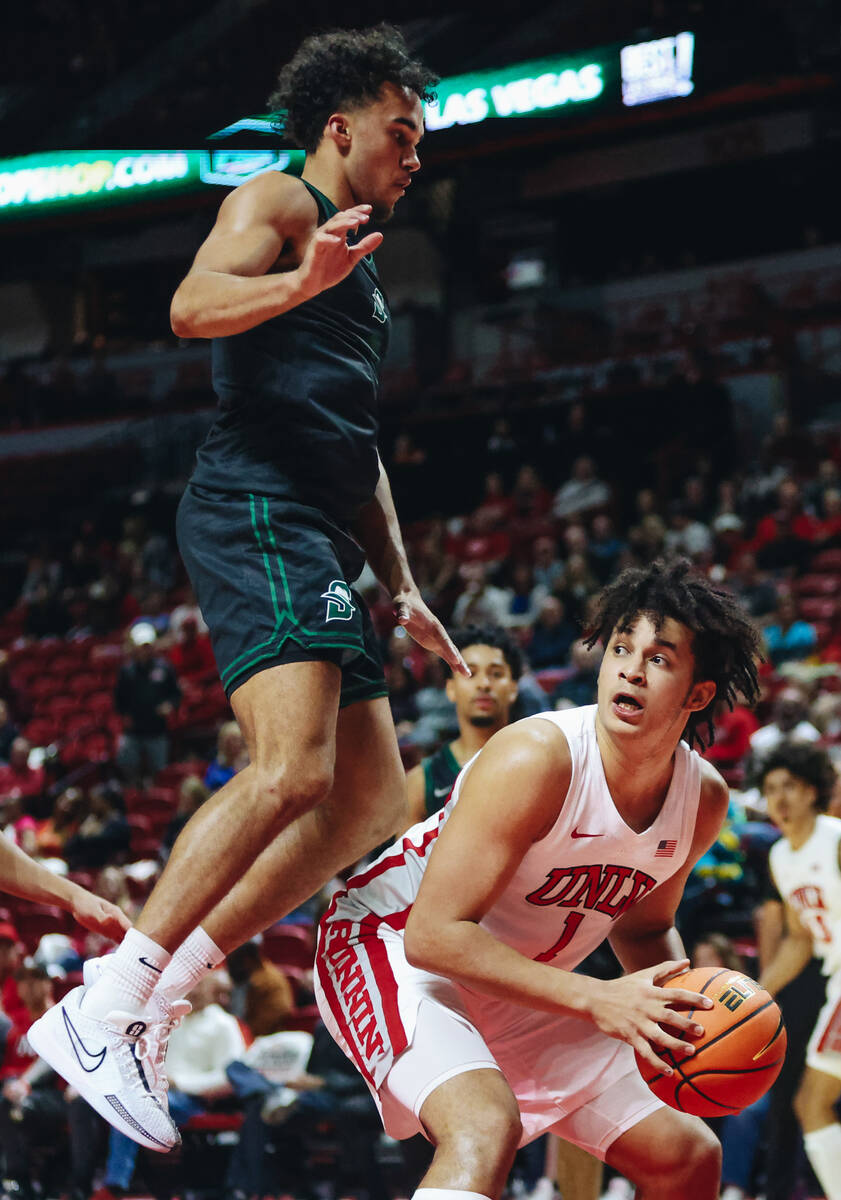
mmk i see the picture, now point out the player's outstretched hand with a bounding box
[394,589,470,677]
[587,958,713,1076]
[298,205,383,299]
[70,887,132,942]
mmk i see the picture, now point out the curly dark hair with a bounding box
[444,624,523,681]
[268,25,438,153]
[583,558,761,750]
[758,742,837,812]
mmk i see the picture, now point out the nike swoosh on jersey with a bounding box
[433,787,451,797]
[62,1009,107,1072]
[570,828,604,838]
[138,957,163,974]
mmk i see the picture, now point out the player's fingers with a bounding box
[649,958,690,983]
[323,210,371,232]
[645,1021,696,1058]
[655,1009,706,1037]
[426,620,471,676]
[350,232,384,258]
[662,987,714,1011]
[632,1035,674,1077]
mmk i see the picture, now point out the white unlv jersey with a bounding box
[770,813,841,974]
[337,705,702,973]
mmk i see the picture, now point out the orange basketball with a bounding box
[635,966,787,1117]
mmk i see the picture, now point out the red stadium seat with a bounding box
[24,718,59,747]
[66,672,102,698]
[88,690,116,716]
[799,597,838,623]
[812,548,841,573]
[130,832,162,860]
[261,924,315,970]
[795,574,839,597]
[13,905,71,954]
[155,762,207,789]
[284,1004,320,1034]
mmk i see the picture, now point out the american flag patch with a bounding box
[655,839,677,858]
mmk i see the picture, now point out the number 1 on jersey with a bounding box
[534,911,584,962]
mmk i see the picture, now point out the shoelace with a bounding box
[108,1029,162,1102]
[136,1000,191,1102]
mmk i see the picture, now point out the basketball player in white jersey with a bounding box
[315,559,762,1200]
[757,742,841,1200]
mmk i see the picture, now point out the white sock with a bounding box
[413,1190,492,1200]
[804,1123,841,1200]
[81,928,171,1019]
[156,926,225,1002]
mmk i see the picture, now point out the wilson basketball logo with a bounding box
[717,976,757,1012]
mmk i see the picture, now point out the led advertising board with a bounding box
[0,33,695,219]
[0,149,305,220]
[424,32,695,130]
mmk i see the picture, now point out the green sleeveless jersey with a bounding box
[193,180,390,523]
[420,743,462,818]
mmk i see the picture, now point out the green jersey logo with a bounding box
[321,579,356,622]
[372,287,387,325]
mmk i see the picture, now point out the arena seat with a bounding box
[796,574,840,597]
[155,761,207,788]
[799,597,838,623]
[262,924,315,969]
[812,548,841,573]
[14,905,71,953]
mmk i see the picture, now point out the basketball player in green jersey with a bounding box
[29,26,467,1151]
[406,626,521,826]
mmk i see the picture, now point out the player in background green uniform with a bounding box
[406,626,521,827]
[29,26,467,1152]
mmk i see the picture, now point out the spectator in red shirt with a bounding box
[812,487,841,548]
[168,615,216,679]
[0,925,26,1027]
[0,740,45,807]
[0,963,64,1200]
[703,698,760,772]
[752,478,818,572]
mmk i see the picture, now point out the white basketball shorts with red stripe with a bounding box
[315,891,663,1151]
[808,965,841,1079]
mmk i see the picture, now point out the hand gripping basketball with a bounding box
[298,205,383,298]
[634,966,787,1117]
[588,958,713,1077]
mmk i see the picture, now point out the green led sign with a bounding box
[0,149,305,219]
[424,33,695,129]
[424,52,612,130]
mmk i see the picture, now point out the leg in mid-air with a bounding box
[29,661,404,1149]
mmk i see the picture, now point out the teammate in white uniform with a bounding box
[758,742,841,1200]
[316,559,762,1200]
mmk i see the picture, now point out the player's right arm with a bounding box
[170,173,382,339]
[758,898,814,996]
[0,834,129,942]
[404,720,712,1074]
[404,763,428,829]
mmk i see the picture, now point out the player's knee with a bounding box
[666,1121,721,1186]
[438,1105,522,1171]
[255,759,334,822]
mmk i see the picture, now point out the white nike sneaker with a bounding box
[81,957,192,1105]
[26,986,180,1151]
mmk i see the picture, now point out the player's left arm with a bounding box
[608,760,731,973]
[351,454,469,676]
